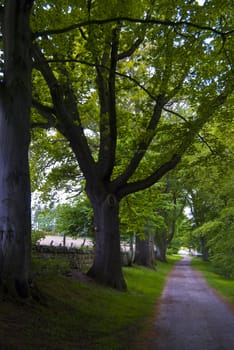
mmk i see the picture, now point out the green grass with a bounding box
[191,257,234,304]
[0,255,180,350]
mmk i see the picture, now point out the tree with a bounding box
[135,227,156,269]
[30,128,81,203]
[35,207,56,232]
[31,1,233,289]
[190,169,234,277]
[154,174,186,262]
[186,161,234,271]
[55,196,94,239]
[120,174,186,265]
[0,0,33,297]
[179,113,234,269]
[208,206,234,278]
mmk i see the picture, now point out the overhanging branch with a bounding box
[112,95,165,189]
[31,122,52,129]
[32,99,57,127]
[117,37,144,60]
[45,57,158,101]
[115,76,233,199]
[32,43,98,183]
[116,154,181,199]
[33,17,233,39]
[163,107,222,154]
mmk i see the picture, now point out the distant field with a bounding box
[37,235,133,252]
[38,235,94,248]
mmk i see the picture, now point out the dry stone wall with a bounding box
[34,245,94,271]
[34,245,132,272]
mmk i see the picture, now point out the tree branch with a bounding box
[95,27,119,180]
[117,37,144,60]
[163,107,221,154]
[45,57,158,101]
[116,154,181,199]
[31,99,57,129]
[33,17,233,39]
[115,73,233,199]
[112,95,165,189]
[32,43,97,183]
[116,8,153,61]
[105,26,119,178]
[111,55,191,190]
[177,73,234,155]
[31,122,52,129]
[163,107,189,123]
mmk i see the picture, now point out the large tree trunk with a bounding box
[0,0,32,298]
[156,244,167,263]
[200,236,209,261]
[87,192,126,290]
[135,232,156,268]
[155,230,168,263]
[0,93,32,297]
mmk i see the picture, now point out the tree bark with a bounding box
[200,236,209,261]
[0,0,32,298]
[156,244,167,263]
[86,190,126,290]
[135,232,156,268]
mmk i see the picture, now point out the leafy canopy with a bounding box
[31,0,233,200]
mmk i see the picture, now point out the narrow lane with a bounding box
[146,257,234,350]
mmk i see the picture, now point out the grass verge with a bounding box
[0,255,180,350]
[191,257,234,305]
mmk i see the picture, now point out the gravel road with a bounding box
[137,257,234,350]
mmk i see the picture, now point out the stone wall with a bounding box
[34,245,132,272]
[34,245,94,271]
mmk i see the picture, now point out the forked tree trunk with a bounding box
[0,0,32,298]
[87,192,126,290]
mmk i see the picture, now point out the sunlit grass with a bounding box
[191,257,234,304]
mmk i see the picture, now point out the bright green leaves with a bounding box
[89,0,146,19]
[31,0,88,33]
[30,128,80,203]
[178,114,234,275]
[55,195,93,237]
[193,205,234,278]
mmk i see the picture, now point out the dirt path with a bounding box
[136,257,234,350]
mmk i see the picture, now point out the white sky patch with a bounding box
[196,0,206,5]
[84,128,97,138]
[184,206,193,219]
